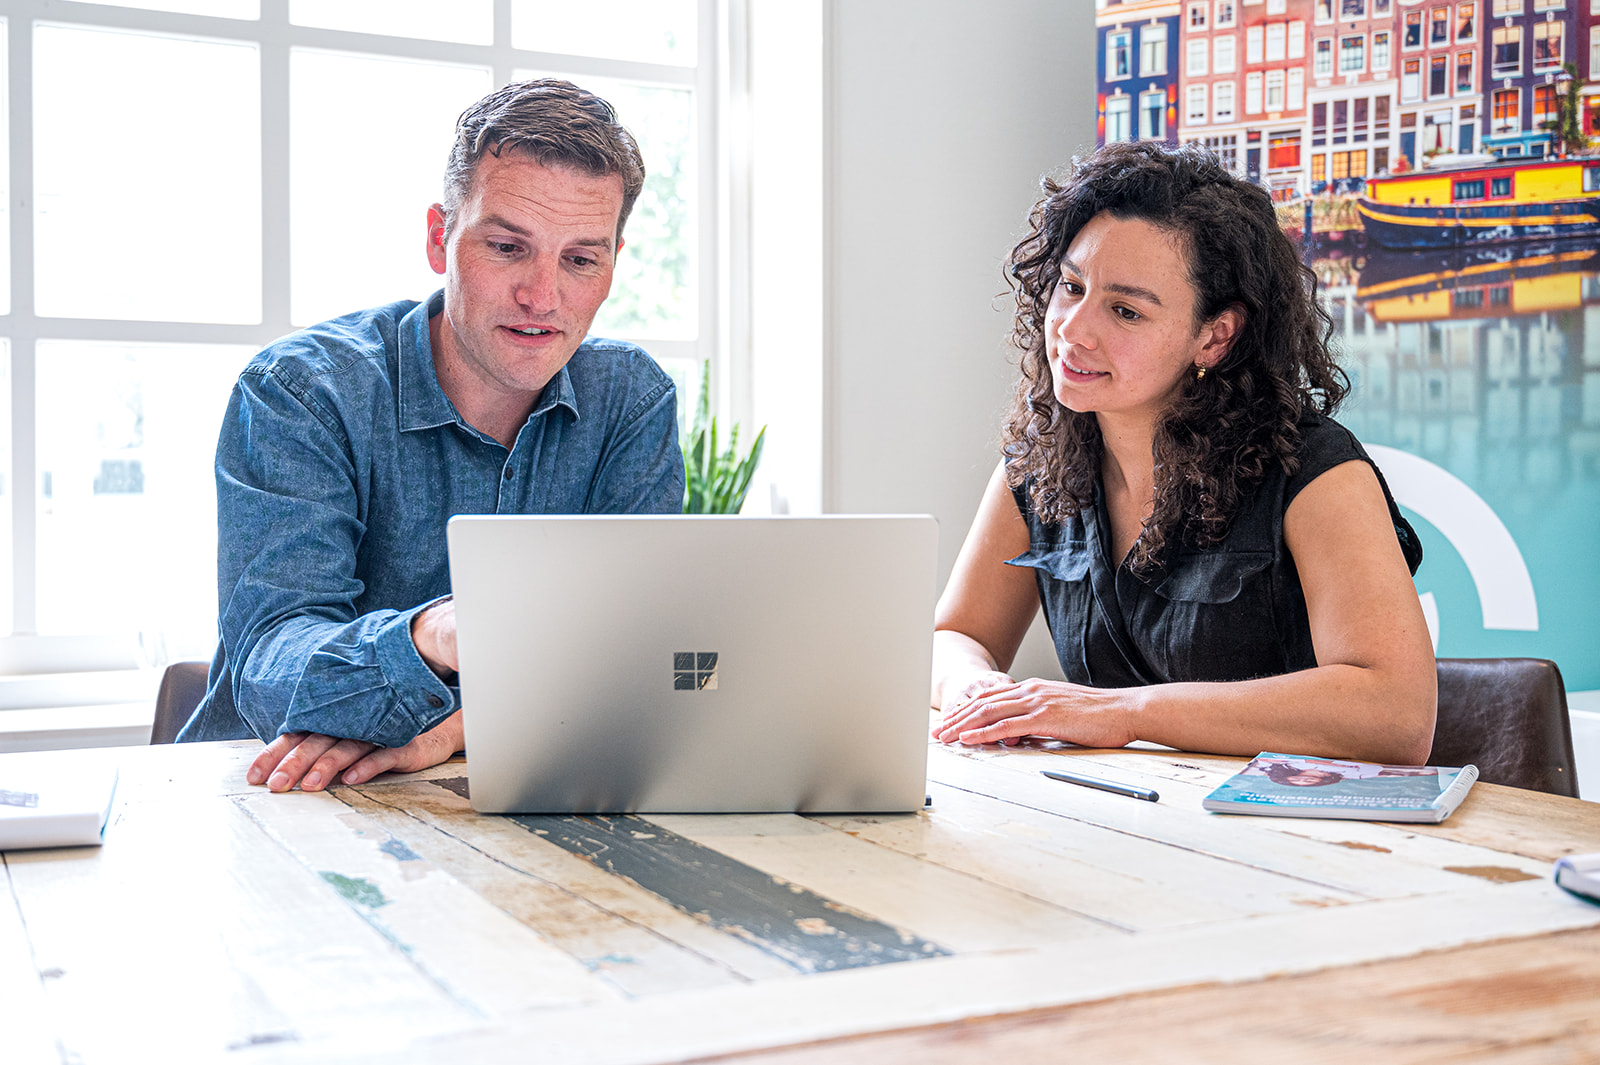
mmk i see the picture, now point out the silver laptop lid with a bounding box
[449,514,937,814]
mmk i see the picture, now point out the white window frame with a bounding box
[1265,69,1285,110]
[1288,20,1306,58]
[1315,37,1335,76]
[1139,88,1168,139]
[1187,83,1209,123]
[0,0,730,685]
[1140,23,1169,76]
[1373,30,1392,70]
[1288,67,1306,109]
[1340,34,1368,73]
[1403,57,1423,101]
[1108,29,1133,80]
[1246,70,1264,113]
[1188,37,1210,75]
[1106,92,1133,141]
[1216,0,1238,27]
[1532,20,1564,70]
[1215,34,1238,72]
[1247,25,1265,63]
[1214,79,1237,120]
[1267,22,1287,61]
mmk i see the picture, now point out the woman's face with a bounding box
[1044,212,1231,431]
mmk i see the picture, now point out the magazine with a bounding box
[1202,752,1478,823]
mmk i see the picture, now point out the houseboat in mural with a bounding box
[1354,243,1600,324]
[1355,156,1600,250]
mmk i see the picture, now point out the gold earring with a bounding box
[1195,365,1207,380]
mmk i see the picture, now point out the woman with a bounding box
[931,142,1436,764]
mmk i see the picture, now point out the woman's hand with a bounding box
[935,670,1016,720]
[932,678,1137,749]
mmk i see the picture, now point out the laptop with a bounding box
[447,514,938,814]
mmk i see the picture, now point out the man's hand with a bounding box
[412,598,458,679]
[247,710,465,792]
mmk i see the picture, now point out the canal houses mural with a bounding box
[1094,0,1600,691]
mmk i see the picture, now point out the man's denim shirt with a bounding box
[178,291,684,746]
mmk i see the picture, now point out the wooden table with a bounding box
[5,738,1600,1064]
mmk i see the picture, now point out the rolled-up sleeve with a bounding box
[215,367,456,747]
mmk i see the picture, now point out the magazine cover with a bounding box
[1202,752,1478,823]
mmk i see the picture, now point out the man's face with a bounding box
[426,152,625,411]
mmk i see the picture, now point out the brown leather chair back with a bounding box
[1429,657,1578,798]
[150,661,211,744]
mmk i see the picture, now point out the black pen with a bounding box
[1042,768,1159,803]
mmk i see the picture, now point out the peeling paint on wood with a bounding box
[1443,865,1543,883]
[319,872,389,908]
[506,812,952,973]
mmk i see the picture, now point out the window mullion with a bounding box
[8,16,37,637]
[261,0,292,337]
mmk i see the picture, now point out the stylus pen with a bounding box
[1041,768,1159,803]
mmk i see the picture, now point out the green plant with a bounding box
[681,360,765,514]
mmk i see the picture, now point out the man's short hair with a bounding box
[441,78,646,242]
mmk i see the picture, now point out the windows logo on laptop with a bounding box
[673,652,719,690]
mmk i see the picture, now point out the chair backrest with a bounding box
[1429,657,1578,798]
[150,661,211,744]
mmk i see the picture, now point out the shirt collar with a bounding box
[397,289,581,434]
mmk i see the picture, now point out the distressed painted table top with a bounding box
[4,738,1599,1064]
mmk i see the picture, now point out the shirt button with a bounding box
[427,694,444,708]
[503,467,515,480]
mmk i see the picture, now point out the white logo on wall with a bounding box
[1367,445,1539,650]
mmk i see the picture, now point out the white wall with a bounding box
[822,0,1096,678]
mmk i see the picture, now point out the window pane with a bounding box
[511,0,697,67]
[34,25,261,323]
[34,341,250,654]
[87,0,259,16]
[0,342,10,632]
[517,73,698,342]
[290,50,492,326]
[289,0,492,46]
[0,19,8,317]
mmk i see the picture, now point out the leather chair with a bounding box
[1429,658,1578,798]
[149,660,210,744]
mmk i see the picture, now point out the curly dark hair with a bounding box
[1002,141,1346,571]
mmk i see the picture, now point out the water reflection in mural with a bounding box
[1317,240,1600,689]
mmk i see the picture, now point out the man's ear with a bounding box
[1198,303,1246,370]
[426,204,448,275]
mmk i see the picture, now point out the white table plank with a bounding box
[6,792,480,1062]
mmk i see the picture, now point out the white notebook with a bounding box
[0,749,119,850]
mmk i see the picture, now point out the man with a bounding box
[177,80,685,793]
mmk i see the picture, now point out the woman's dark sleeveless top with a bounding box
[1007,413,1421,687]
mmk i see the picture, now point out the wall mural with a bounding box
[1094,0,1599,689]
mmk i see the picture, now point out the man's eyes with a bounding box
[489,240,521,256]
